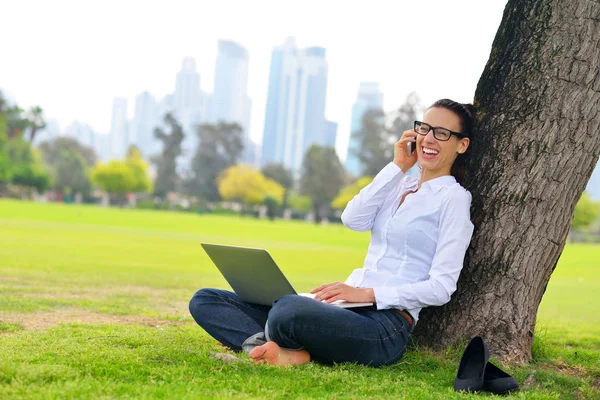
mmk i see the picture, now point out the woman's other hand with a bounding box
[310,282,375,304]
[393,129,418,173]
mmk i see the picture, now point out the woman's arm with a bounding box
[341,162,407,232]
[372,189,475,309]
[342,130,418,232]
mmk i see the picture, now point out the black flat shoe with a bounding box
[453,336,489,392]
[484,362,520,394]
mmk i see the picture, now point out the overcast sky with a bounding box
[1,0,508,161]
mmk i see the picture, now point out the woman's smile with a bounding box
[421,145,440,159]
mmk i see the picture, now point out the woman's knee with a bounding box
[188,288,220,320]
[268,295,315,332]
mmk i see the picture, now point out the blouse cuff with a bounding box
[373,286,397,310]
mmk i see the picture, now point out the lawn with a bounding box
[0,199,599,399]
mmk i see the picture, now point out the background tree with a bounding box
[572,192,600,230]
[5,105,29,139]
[53,151,91,199]
[38,137,96,200]
[0,91,6,113]
[187,122,244,201]
[262,178,285,206]
[351,109,388,176]
[217,165,284,212]
[412,0,600,362]
[0,91,49,193]
[4,137,50,194]
[92,148,153,205]
[388,92,422,145]
[38,137,97,168]
[352,93,422,177]
[287,193,312,216]
[299,145,346,223]
[25,106,46,143]
[126,145,153,194]
[331,176,373,210]
[91,161,135,205]
[153,113,184,197]
[261,163,294,213]
[0,109,12,186]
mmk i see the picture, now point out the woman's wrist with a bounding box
[393,160,409,174]
[363,288,376,303]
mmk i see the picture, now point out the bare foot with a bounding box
[248,341,311,366]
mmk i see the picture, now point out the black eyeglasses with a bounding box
[414,121,467,141]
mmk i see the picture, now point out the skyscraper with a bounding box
[323,120,338,149]
[94,133,112,161]
[211,40,254,164]
[65,121,95,148]
[261,37,329,173]
[345,82,384,176]
[132,91,159,157]
[174,57,201,112]
[157,94,174,122]
[173,57,209,168]
[110,97,128,159]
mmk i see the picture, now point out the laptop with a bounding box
[201,243,373,308]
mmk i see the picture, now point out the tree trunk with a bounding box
[412,0,600,363]
[29,127,38,143]
[313,204,321,224]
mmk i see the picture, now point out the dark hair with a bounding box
[428,99,476,185]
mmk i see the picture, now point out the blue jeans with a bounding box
[189,288,412,367]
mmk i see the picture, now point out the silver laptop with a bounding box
[201,243,373,308]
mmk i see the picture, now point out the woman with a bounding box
[189,98,475,367]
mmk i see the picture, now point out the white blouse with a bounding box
[341,162,474,325]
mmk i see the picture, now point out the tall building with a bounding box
[94,133,112,161]
[323,120,338,149]
[109,97,128,159]
[211,40,254,164]
[174,58,201,111]
[157,94,174,122]
[345,82,384,176]
[65,121,95,148]
[261,37,330,173]
[586,160,600,200]
[132,91,159,157]
[173,57,209,169]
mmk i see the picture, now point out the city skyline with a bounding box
[40,37,339,169]
[0,0,509,163]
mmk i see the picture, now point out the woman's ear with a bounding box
[458,138,470,154]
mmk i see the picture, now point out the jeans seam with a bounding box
[275,323,406,344]
[382,346,406,365]
[382,327,410,365]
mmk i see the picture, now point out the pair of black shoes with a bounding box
[453,336,520,394]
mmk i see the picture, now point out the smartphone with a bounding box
[407,137,416,156]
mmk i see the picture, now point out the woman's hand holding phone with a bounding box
[394,129,418,173]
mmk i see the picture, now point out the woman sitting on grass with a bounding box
[189,98,475,367]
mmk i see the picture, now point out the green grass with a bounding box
[0,199,599,399]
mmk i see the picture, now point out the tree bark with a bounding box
[412,0,600,363]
